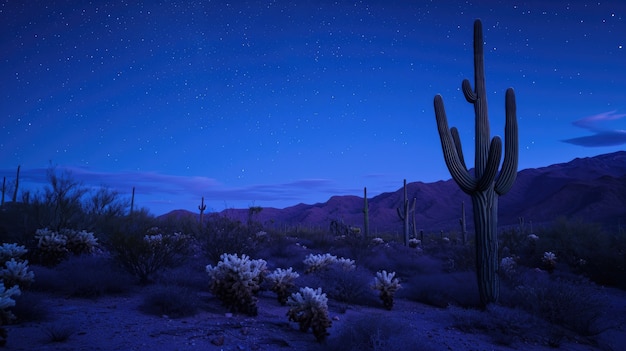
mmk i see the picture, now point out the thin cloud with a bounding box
[563,110,626,147]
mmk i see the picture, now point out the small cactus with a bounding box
[266,267,300,305]
[287,287,332,342]
[372,270,401,310]
[206,253,267,316]
[0,259,34,290]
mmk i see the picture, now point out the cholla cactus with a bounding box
[0,283,21,346]
[35,228,68,265]
[527,234,539,241]
[303,253,337,273]
[0,259,35,289]
[206,253,267,316]
[542,251,557,272]
[408,238,421,248]
[62,229,99,255]
[372,270,401,310]
[371,237,384,245]
[0,243,28,263]
[335,257,356,271]
[266,267,300,305]
[287,287,332,342]
[499,256,517,279]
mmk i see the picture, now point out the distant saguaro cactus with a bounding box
[12,165,20,203]
[433,19,518,306]
[198,197,207,224]
[396,179,415,247]
[363,187,369,238]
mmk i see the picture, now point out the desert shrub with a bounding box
[400,271,480,308]
[450,304,547,347]
[500,268,606,336]
[155,263,209,291]
[44,324,75,343]
[139,284,201,318]
[359,243,426,277]
[206,253,267,316]
[324,314,415,351]
[200,215,258,265]
[108,228,192,284]
[266,267,300,305]
[287,287,332,342]
[307,265,376,307]
[54,255,133,298]
[372,270,401,310]
[531,218,626,288]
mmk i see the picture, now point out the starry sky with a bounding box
[1,1,625,215]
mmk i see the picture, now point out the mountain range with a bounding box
[162,151,626,234]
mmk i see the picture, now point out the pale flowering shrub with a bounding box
[287,287,332,342]
[304,253,337,273]
[372,270,401,310]
[266,267,300,305]
[0,259,35,289]
[206,253,267,316]
[0,244,28,263]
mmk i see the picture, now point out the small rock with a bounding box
[211,335,225,346]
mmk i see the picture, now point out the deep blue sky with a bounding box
[2,1,625,215]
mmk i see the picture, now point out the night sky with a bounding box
[2,1,625,215]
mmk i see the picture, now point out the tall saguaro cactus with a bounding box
[396,179,416,247]
[433,19,518,306]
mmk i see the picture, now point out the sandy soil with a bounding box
[5,286,625,351]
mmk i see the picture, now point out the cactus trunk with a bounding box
[472,188,499,305]
[12,165,20,203]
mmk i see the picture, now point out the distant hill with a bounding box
[161,151,626,234]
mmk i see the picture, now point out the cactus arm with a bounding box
[450,128,467,170]
[434,95,476,193]
[396,206,405,221]
[476,137,502,191]
[462,79,476,102]
[495,88,519,195]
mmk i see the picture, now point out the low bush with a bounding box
[450,304,547,347]
[500,268,606,336]
[54,255,133,298]
[108,228,192,284]
[324,314,414,351]
[139,284,201,318]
